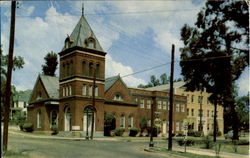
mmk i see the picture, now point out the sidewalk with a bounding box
[8,131,118,141]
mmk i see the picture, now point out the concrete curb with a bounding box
[9,131,119,141]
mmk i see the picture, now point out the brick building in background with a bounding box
[27,14,187,137]
[146,82,224,136]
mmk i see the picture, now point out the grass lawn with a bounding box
[3,150,30,158]
[160,148,216,158]
[192,143,249,155]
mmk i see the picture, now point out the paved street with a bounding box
[7,134,174,158]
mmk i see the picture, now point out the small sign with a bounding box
[154,118,161,127]
[72,126,80,130]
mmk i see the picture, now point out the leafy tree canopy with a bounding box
[137,73,182,88]
[180,0,249,140]
[180,0,249,104]
[1,47,25,118]
[42,51,58,76]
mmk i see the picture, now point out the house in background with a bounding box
[146,82,224,136]
[11,89,32,120]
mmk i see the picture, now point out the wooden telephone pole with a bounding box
[3,1,16,152]
[168,44,175,151]
[149,95,156,147]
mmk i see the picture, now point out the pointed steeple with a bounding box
[63,15,104,52]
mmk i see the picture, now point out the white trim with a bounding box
[60,78,105,85]
[60,50,105,59]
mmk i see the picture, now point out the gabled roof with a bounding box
[39,74,59,99]
[105,75,120,92]
[62,15,104,52]
[145,81,186,91]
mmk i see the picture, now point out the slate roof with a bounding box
[62,15,104,52]
[145,81,186,91]
[105,75,120,92]
[39,74,59,99]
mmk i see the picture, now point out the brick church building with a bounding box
[27,14,187,137]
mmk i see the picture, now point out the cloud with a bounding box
[106,54,146,87]
[237,68,249,96]
[2,4,145,91]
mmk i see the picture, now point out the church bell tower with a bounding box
[58,11,106,135]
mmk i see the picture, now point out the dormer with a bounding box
[85,37,96,49]
[64,35,74,49]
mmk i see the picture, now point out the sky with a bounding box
[0,0,249,96]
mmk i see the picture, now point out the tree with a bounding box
[236,94,249,132]
[42,51,58,76]
[1,48,25,118]
[180,0,249,140]
[150,75,160,86]
[137,73,182,88]
[160,73,169,84]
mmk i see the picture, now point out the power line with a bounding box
[14,8,200,18]
[119,55,232,79]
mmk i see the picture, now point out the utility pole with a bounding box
[168,44,174,151]
[3,1,16,152]
[90,68,96,140]
[149,95,156,147]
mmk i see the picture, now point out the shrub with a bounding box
[147,127,160,137]
[22,123,33,132]
[139,118,148,134]
[51,125,58,135]
[208,131,222,137]
[187,129,195,136]
[202,136,214,149]
[194,131,203,137]
[235,140,249,145]
[114,128,125,136]
[176,138,195,146]
[129,128,139,137]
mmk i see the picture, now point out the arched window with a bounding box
[82,61,86,76]
[120,115,125,128]
[66,62,70,76]
[94,86,98,97]
[36,91,42,100]
[86,37,96,49]
[62,87,65,97]
[89,85,92,96]
[62,63,65,77]
[64,106,71,131]
[37,110,42,128]
[96,63,100,78]
[82,84,87,95]
[113,93,123,101]
[128,115,133,128]
[70,60,73,75]
[50,110,58,127]
[65,86,68,96]
[89,62,93,77]
[69,85,72,96]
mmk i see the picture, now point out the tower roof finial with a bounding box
[82,3,84,16]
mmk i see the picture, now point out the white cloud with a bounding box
[2,4,145,91]
[154,31,183,57]
[237,68,249,96]
[2,6,79,91]
[106,54,146,87]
